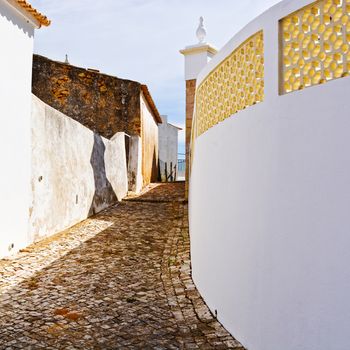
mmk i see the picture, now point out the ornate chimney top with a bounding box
[196,16,206,44]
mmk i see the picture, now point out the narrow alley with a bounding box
[0,183,243,350]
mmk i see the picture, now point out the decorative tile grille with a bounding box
[194,31,264,137]
[281,0,350,94]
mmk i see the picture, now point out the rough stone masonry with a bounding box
[32,54,142,139]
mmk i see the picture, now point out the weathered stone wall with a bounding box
[30,95,128,243]
[32,54,142,139]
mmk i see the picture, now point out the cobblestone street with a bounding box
[0,182,243,350]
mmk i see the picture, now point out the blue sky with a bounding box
[31,0,281,154]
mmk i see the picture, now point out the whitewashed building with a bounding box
[0,0,50,257]
[158,115,181,181]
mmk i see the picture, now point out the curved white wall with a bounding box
[189,1,350,349]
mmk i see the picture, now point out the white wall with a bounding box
[30,95,128,244]
[190,1,350,349]
[0,2,35,257]
[158,116,179,182]
[128,135,143,193]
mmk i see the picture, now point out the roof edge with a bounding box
[7,0,51,27]
[141,85,162,124]
[168,123,182,130]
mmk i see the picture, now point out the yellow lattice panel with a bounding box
[195,31,264,138]
[281,0,350,94]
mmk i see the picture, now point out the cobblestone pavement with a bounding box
[0,182,244,349]
[125,182,186,202]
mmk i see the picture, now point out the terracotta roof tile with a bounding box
[14,0,51,27]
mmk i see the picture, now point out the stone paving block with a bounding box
[0,182,244,349]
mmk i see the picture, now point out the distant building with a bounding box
[158,116,181,182]
[0,1,50,258]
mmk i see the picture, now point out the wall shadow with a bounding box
[88,133,118,216]
[151,148,158,183]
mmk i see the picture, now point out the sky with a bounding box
[30,0,281,155]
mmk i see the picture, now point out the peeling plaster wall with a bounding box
[30,95,128,243]
[141,93,159,185]
[0,3,35,257]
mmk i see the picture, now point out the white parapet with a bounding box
[128,135,143,194]
[30,95,128,243]
[180,43,217,80]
